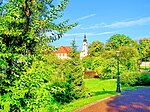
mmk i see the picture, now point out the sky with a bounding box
[50,0,150,50]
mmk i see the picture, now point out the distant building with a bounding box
[54,46,71,59]
[140,62,150,66]
[80,35,88,59]
[54,35,88,59]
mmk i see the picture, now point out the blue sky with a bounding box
[51,0,150,50]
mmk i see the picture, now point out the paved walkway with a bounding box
[75,88,150,112]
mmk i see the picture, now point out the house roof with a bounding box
[54,46,71,54]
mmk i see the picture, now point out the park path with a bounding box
[75,88,150,112]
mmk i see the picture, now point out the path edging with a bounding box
[74,94,120,112]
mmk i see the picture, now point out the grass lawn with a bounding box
[140,65,150,70]
[60,79,129,112]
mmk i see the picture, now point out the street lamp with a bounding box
[116,51,121,93]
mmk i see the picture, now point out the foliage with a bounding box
[91,57,104,70]
[106,34,134,50]
[95,57,117,79]
[0,0,77,111]
[136,72,150,86]
[50,81,74,104]
[68,39,79,59]
[82,55,117,79]
[82,57,93,71]
[120,71,141,86]
[138,38,150,61]
[50,58,86,104]
[119,46,139,71]
[88,41,104,57]
[140,66,150,70]
[0,0,76,90]
[100,49,116,59]
[0,53,61,111]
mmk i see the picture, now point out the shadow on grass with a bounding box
[91,91,117,96]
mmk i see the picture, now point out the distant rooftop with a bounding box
[54,46,71,54]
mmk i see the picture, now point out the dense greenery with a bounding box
[68,39,79,58]
[136,72,150,86]
[120,71,141,86]
[105,34,134,50]
[138,38,150,61]
[50,58,85,104]
[84,34,149,79]
[121,71,150,86]
[0,0,81,111]
[88,41,104,57]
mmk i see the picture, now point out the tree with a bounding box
[51,58,85,103]
[138,38,150,61]
[100,49,116,59]
[82,57,93,71]
[95,58,117,79]
[0,0,76,88]
[106,34,134,50]
[88,41,104,57]
[0,0,76,111]
[119,46,139,71]
[68,39,79,58]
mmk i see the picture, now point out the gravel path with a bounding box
[75,88,150,112]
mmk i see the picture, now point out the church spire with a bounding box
[83,35,87,42]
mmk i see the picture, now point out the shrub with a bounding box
[0,54,61,112]
[136,72,150,86]
[120,71,141,86]
[50,81,74,104]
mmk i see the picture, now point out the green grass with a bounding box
[140,65,150,70]
[60,79,121,112]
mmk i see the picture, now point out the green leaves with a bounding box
[106,34,134,50]
[88,41,104,57]
[138,38,150,61]
[121,71,141,86]
[0,0,77,111]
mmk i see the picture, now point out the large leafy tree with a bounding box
[119,46,139,71]
[0,0,76,111]
[106,34,134,50]
[0,0,76,92]
[88,41,104,57]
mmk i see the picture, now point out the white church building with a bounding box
[80,35,88,59]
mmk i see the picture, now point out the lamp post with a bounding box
[116,51,121,93]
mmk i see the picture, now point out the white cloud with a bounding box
[82,17,150,29]
[77,14,96,21]
[105,17,150,28]
[64,31,114,37]
[64,33,85,37]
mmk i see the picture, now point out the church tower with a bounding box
[80,35,88,59]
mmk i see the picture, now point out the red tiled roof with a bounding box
[54,46,71,54]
